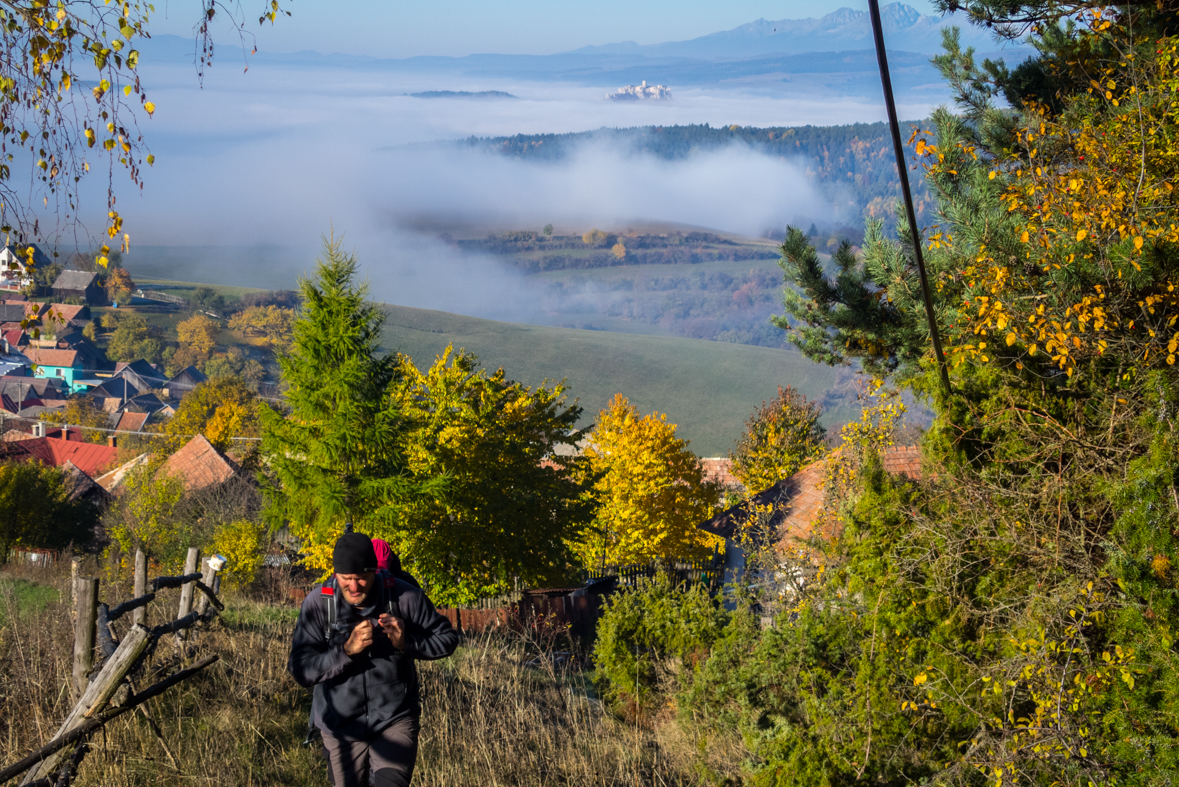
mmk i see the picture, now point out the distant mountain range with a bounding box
[572,3,1011,58]
[135,4,1027,102]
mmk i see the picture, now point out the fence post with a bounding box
[71,578,98,701]
[69,558,80,623]
[195,555,222,616]
[132,550,147,627]
[175,547,200,645]
[23,624,151,784]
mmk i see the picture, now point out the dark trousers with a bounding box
[321,717,420,787]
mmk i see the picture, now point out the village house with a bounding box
[2,328,29,351]
[94,434,239,495]
[23,347,87,393]
[88,360,170,413]
[50,269,104,305]
[165,366,208,399]
[109,410,149,434]
[38,303,92,337]
[0,376,68,416]
[0,343,29,378]
[161,434,239,492]
[0,244,52,292]
[697,446,924,606]
[0,299,43,326]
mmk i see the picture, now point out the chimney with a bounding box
[107,436,117,448]
[32,421,45,438]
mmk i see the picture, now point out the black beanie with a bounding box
[333,532,378,574]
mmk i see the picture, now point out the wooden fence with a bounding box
[586,558,723,592]
[0,547,226,787]
[135,289,188,307]
[437,591,605,644]
[434,559,723,645]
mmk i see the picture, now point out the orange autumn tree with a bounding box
[580,394,722,567]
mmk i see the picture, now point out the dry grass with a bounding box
[0,563,744,786]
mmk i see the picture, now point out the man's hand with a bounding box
[378,614,406,651]
[343,620,374,656]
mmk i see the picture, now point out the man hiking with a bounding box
[289,532,458,786]
[302,538,422,747]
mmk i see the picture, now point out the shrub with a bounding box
[582,228,608,246]
[593,573,727,709]
[211,519,267,589]
[104,465,189,569]
[0,462,98,559]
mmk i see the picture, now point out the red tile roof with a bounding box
[700,457,739,489]
[0,435,118,476]
[161,434,237,491]
[45,304,87,323]
[113,411,149,433]
[23,347,79,368]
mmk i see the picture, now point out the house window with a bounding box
[56,369,63,377]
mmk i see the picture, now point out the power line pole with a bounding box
[867,0,952,398]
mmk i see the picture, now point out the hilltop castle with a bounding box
[607,81,671,100]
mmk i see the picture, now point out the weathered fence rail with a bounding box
[2,548,227,787]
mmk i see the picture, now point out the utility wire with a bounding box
[868,0,953,398]
[0,415,263,441]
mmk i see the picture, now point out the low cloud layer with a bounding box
[374,141,823,236]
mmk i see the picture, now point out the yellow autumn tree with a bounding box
[580,394,722,567]
[107,464,187,568]
[162,376,259,453]
[583,228,608,245]
[228,305,296,349]
[210,519,268,589]
[173,313,220,371]
[729,385,827,493]
[388,346,592,605]
[42,397,113,444]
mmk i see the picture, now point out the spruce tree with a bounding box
[260,236,439,572]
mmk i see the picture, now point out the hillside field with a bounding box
[130,275,862,457]
[379,303,857,456]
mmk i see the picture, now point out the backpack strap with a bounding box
[320,576,338,643]
[382,573,402,620]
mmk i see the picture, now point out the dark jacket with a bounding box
[288,574,458,740]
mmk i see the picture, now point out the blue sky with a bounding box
[153,0,939,59]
